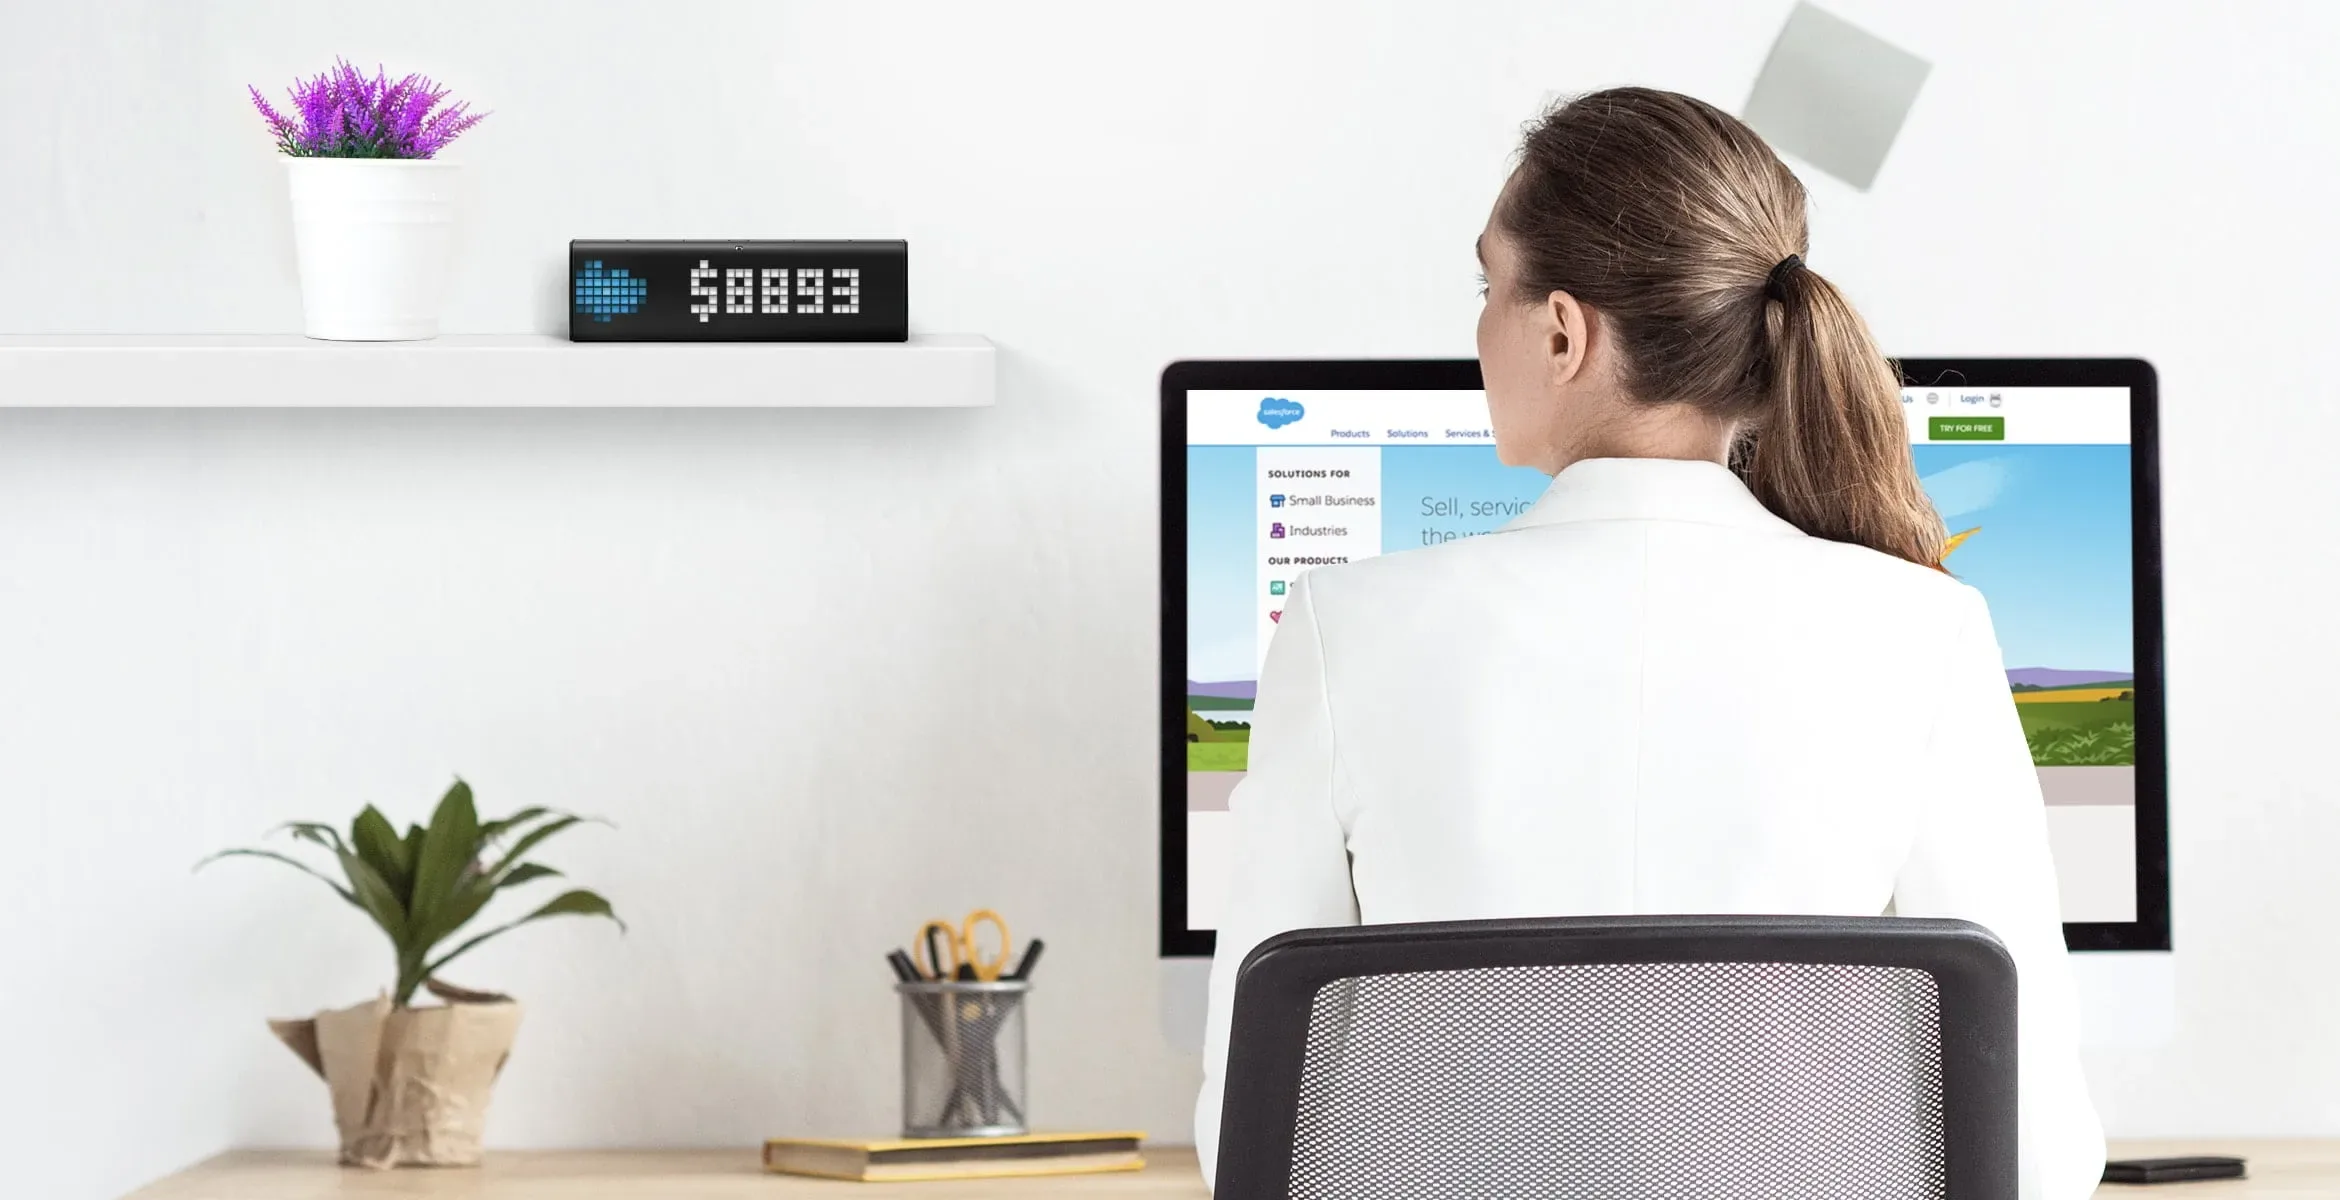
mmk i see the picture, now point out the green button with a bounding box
[1929,416,2005,441]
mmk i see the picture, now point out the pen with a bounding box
[924,924,949,981]
[893,949,976,1122]
[1006,938,1045,981]
[960,936,1044,1124]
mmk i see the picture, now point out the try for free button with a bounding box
[1929,416,2005,441]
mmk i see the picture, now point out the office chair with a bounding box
[1213,915,2015,1200]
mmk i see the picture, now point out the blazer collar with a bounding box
[1503,457,1805,537]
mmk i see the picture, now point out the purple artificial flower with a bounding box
[247,87,297,143]
[248,59,488,159]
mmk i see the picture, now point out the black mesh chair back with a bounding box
[1214,916,2015,1200]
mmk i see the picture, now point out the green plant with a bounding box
[200,779,622,1007]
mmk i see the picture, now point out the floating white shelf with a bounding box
[0,334,996,408]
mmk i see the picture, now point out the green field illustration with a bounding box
[1186,704,1252,771]
[2015,687,2136,766]
[1189,742,1250,771]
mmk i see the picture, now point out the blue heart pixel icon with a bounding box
[574,260,647,323]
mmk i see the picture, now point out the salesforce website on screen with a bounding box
[1185,386,2138,929]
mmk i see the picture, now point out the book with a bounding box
[762,1131,1146,1183]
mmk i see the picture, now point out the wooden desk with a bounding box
[122,1142,2340,1198]
[124,1148,1212,1199]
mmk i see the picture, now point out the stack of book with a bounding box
[763,1130,1146,1183]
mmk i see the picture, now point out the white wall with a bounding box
[4,2,2338,1197]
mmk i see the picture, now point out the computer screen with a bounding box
[1161,359,2166,956]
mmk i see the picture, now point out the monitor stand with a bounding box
[1159,957,1210,1054]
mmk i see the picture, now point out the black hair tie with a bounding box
[1764,253,1805,302]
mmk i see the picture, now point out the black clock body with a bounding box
[568,239,908,342]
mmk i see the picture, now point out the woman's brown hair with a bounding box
[1495,87,1944,569]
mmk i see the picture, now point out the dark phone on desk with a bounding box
[2102,1156,2246,1184]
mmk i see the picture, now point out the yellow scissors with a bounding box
[914,909,1013,981]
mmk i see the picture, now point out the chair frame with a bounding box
[1213,915,2017,1200]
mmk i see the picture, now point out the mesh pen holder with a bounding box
[898,979,1030,1139]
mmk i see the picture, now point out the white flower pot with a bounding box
[284,159,462,341]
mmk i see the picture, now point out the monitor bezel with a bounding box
[1160,356,2167,958]
[1898,357,2168,952]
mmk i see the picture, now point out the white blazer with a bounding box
[1195,456,2104,1200]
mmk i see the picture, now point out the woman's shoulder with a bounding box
[1786,532,1989,615]
[1298,517,1988,625]
[1295,514,1982,590]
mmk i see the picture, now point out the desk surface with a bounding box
[123,1142,2340,1198]
[126,1148,1211,1199]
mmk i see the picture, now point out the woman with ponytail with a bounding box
[1198,87,2104,1199]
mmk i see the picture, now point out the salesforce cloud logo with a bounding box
[1256,396,1305,429]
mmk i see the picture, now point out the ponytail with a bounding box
[1498,87,1947,569]
[1743,262,1944,569]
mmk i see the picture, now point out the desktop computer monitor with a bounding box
[1159,359,2167,988]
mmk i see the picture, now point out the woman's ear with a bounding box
[1545,290,1592,389]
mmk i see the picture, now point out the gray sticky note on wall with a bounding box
[1742,2,1931,190]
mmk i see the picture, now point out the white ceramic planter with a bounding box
[284,159,461,341]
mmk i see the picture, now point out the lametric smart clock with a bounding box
[568,239,908,342]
